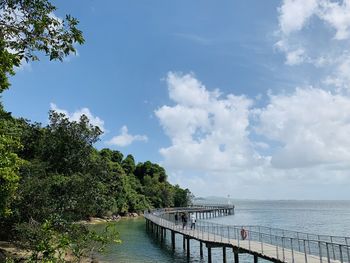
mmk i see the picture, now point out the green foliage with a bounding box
[100,148,123,164]
[0,106,23,217]
[0,40,21,92]
[121,154,136,175]
[14,218,120,262]
[0,105,192,262]
[0,0,84,93]
[38,111,102,175]
[173,185,193,207]
[0,0,84,62]
[135,161,167,183]
[0,134,22,217]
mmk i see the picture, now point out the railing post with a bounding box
[221,226,223,242]
[282,237,285,262]
[260,233,263,253]
[291,238,295,263]
[330,236,336,260]
[326,243,331,263]
[339,245,343,263]
[318,241,323,263]
[248,229,251,250]
[304,239,308,263]
[228,226,230,243]
[207,225,209,240]
[275,234,279,260]
[237,228,240,248]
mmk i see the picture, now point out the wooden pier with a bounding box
[144,205,350,263]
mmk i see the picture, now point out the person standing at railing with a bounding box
[240,227,248,240]
[190,214,196,230]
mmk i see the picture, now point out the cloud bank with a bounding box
[155,72,350,198]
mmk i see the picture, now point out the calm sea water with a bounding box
[94,200,350,263]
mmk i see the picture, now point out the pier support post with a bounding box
[254,255,258,263]
[223,247,226,263]
[208,247,212,263]
[200,242,203,257]
[183,236,186,249]
[171,231,175,249]
[187,238,190,258]
[234,252,239,263]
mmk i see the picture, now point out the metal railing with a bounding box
[145,207,350,263]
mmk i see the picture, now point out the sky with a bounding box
[3,0,350,200]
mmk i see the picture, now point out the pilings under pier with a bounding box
[145,205,241,263]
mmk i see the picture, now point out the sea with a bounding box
[94,200,350,263]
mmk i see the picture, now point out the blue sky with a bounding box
[4,0,350,199]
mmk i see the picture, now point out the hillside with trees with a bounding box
[0,106,192,260]
[0,0,192,261]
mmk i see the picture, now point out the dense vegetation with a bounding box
[0,107,192,236]
[0,0,192,261]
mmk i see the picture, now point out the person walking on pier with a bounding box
[175,213,179,225]
[181,213,187,229]
[190,214,196,230]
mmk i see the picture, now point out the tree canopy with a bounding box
[0,0,84,92]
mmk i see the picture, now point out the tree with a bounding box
[0,106,23,217]
[0,0,84,92]
[135,161,167,183]
[0,133,22,217]
[121,154,135,175]
[173,185,193,207]
[39,111,102,175]
[99,148,123,164]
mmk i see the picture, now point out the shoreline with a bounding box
[79,213,142,225]
[0,213,143,262]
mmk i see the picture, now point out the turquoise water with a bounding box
[95,200,350,262]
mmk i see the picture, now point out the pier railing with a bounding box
[193,221,350,263]
[145,207,350,263]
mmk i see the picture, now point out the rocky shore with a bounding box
[79,212,141,225]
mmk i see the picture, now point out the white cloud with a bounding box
[276,0,350,91]
[256,87,350,169]
[155,72,262,173]
[279,0,350,39]
[50,103,105,132]
[106,126,148,147]
[319,0,350,40]
[155,73,350,198]
[278,0,318,35]
[285,48,306,65]
[323,55,350,89]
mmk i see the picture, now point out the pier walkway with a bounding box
[144,205,350,263]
